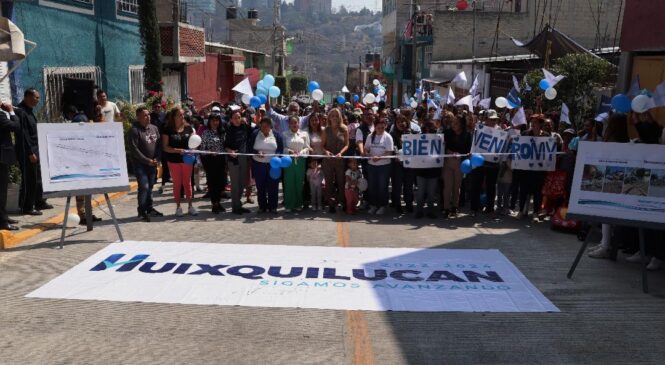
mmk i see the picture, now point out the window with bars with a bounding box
[128,65,145,105]
[117,0,138,15]
[43,66,101,122]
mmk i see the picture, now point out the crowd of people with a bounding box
[0,87,663,271]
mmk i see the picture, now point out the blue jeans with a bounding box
[135,164,157,215]
[252,161,279,210]
[368,163,391,208]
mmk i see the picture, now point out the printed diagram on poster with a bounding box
[400,134,445,168]
[471,125,509,163]
[510,136,557,171]
[568,141,665,225]
[38,122,129,193]
[27,241,559,313]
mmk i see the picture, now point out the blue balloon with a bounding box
[539,79,550,91]
[249,96,262,108]
[263,74,275,88]
[269,167,282,180]
[280,155,292,168]
[471,153,485,168]
[257,80,265,89]
[269,86,281,98]
[258,94,268,105]
[460,159,472,174]
[183,153,196,165]
[337,95,346,104]
[611,94,631,113]
[353,94,359,102]
[270,156,281,169]
[308,81,320,93]
[257,86,268,96]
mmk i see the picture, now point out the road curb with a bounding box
[0,182,138,250]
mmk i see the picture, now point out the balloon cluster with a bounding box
[307,81,324,102]
[538,79,558,100]
[269,156,293,179]
[460,153,485,174]
[257,74,281,100]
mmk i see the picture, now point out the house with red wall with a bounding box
[187,42,268,110]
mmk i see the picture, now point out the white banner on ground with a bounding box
[27,241,559,313]
[471,125,510,163]
[568,142,665,225]
[400,134,445,168]
[510,136,557,171]
[38,122,129,192]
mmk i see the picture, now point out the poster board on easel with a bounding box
[567,141,665,293]
[37,122,128,247]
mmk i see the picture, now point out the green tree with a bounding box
[275,76,289,99]
[524,53,613,128]
[138,0,163,93]
[290,75,308,95]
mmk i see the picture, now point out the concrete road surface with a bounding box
[1,186,664,365]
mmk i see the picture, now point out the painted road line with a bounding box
[0,182,138,250]
[337,220,375,365]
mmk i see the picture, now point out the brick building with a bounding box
[157,0,206,102]
[617,0,665,123]
[294,0,332,16]
[431,0,624,62]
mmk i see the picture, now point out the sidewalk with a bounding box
[0,182,138,249]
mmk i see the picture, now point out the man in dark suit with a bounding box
[15,88,52,216]
[0,101,20,231]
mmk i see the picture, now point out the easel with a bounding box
[567,214,661,294]
[46,187,128,249]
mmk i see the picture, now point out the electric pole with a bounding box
[272,0,280,75]
[410,0,418,95]
[471,0,476,83]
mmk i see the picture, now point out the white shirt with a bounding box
[253,130,278,163]
[365,132,394,166]
[100,101,120,123]
[283,129,311,156]
[355,125,374,144]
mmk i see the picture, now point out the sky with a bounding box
[331,0,381,12]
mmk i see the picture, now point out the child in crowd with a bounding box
[307,159,324,211]
[345,159,362,214]
[496,159,513,215]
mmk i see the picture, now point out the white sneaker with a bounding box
[587,243,606,252]
[626,251,651,264]
[188,206,199,216]
[588,247,610,259]
[647,257,662,271]
[376,206,386,215]
[175,207,184,217]
[368,206,377,214]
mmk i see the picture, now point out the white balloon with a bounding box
[373,79,380,86]
[410,101,418,108]
[631,94,651,113]
[188,134,202,149]
[358,178,368,192]
[241,94,251,105]
[495,97,508,108]
[378,89,386,97]
[66,213,80,227]
[363,93,376,104]
[312,89,324,101]
[545,87,557,100]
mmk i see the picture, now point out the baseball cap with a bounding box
[211,106,221,113]
[486,109,499,119]
[563,128,576,135]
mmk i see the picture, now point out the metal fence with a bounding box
[42,66,101,122]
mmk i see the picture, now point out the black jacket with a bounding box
[0,111,19,165]
[14,101,39,159]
